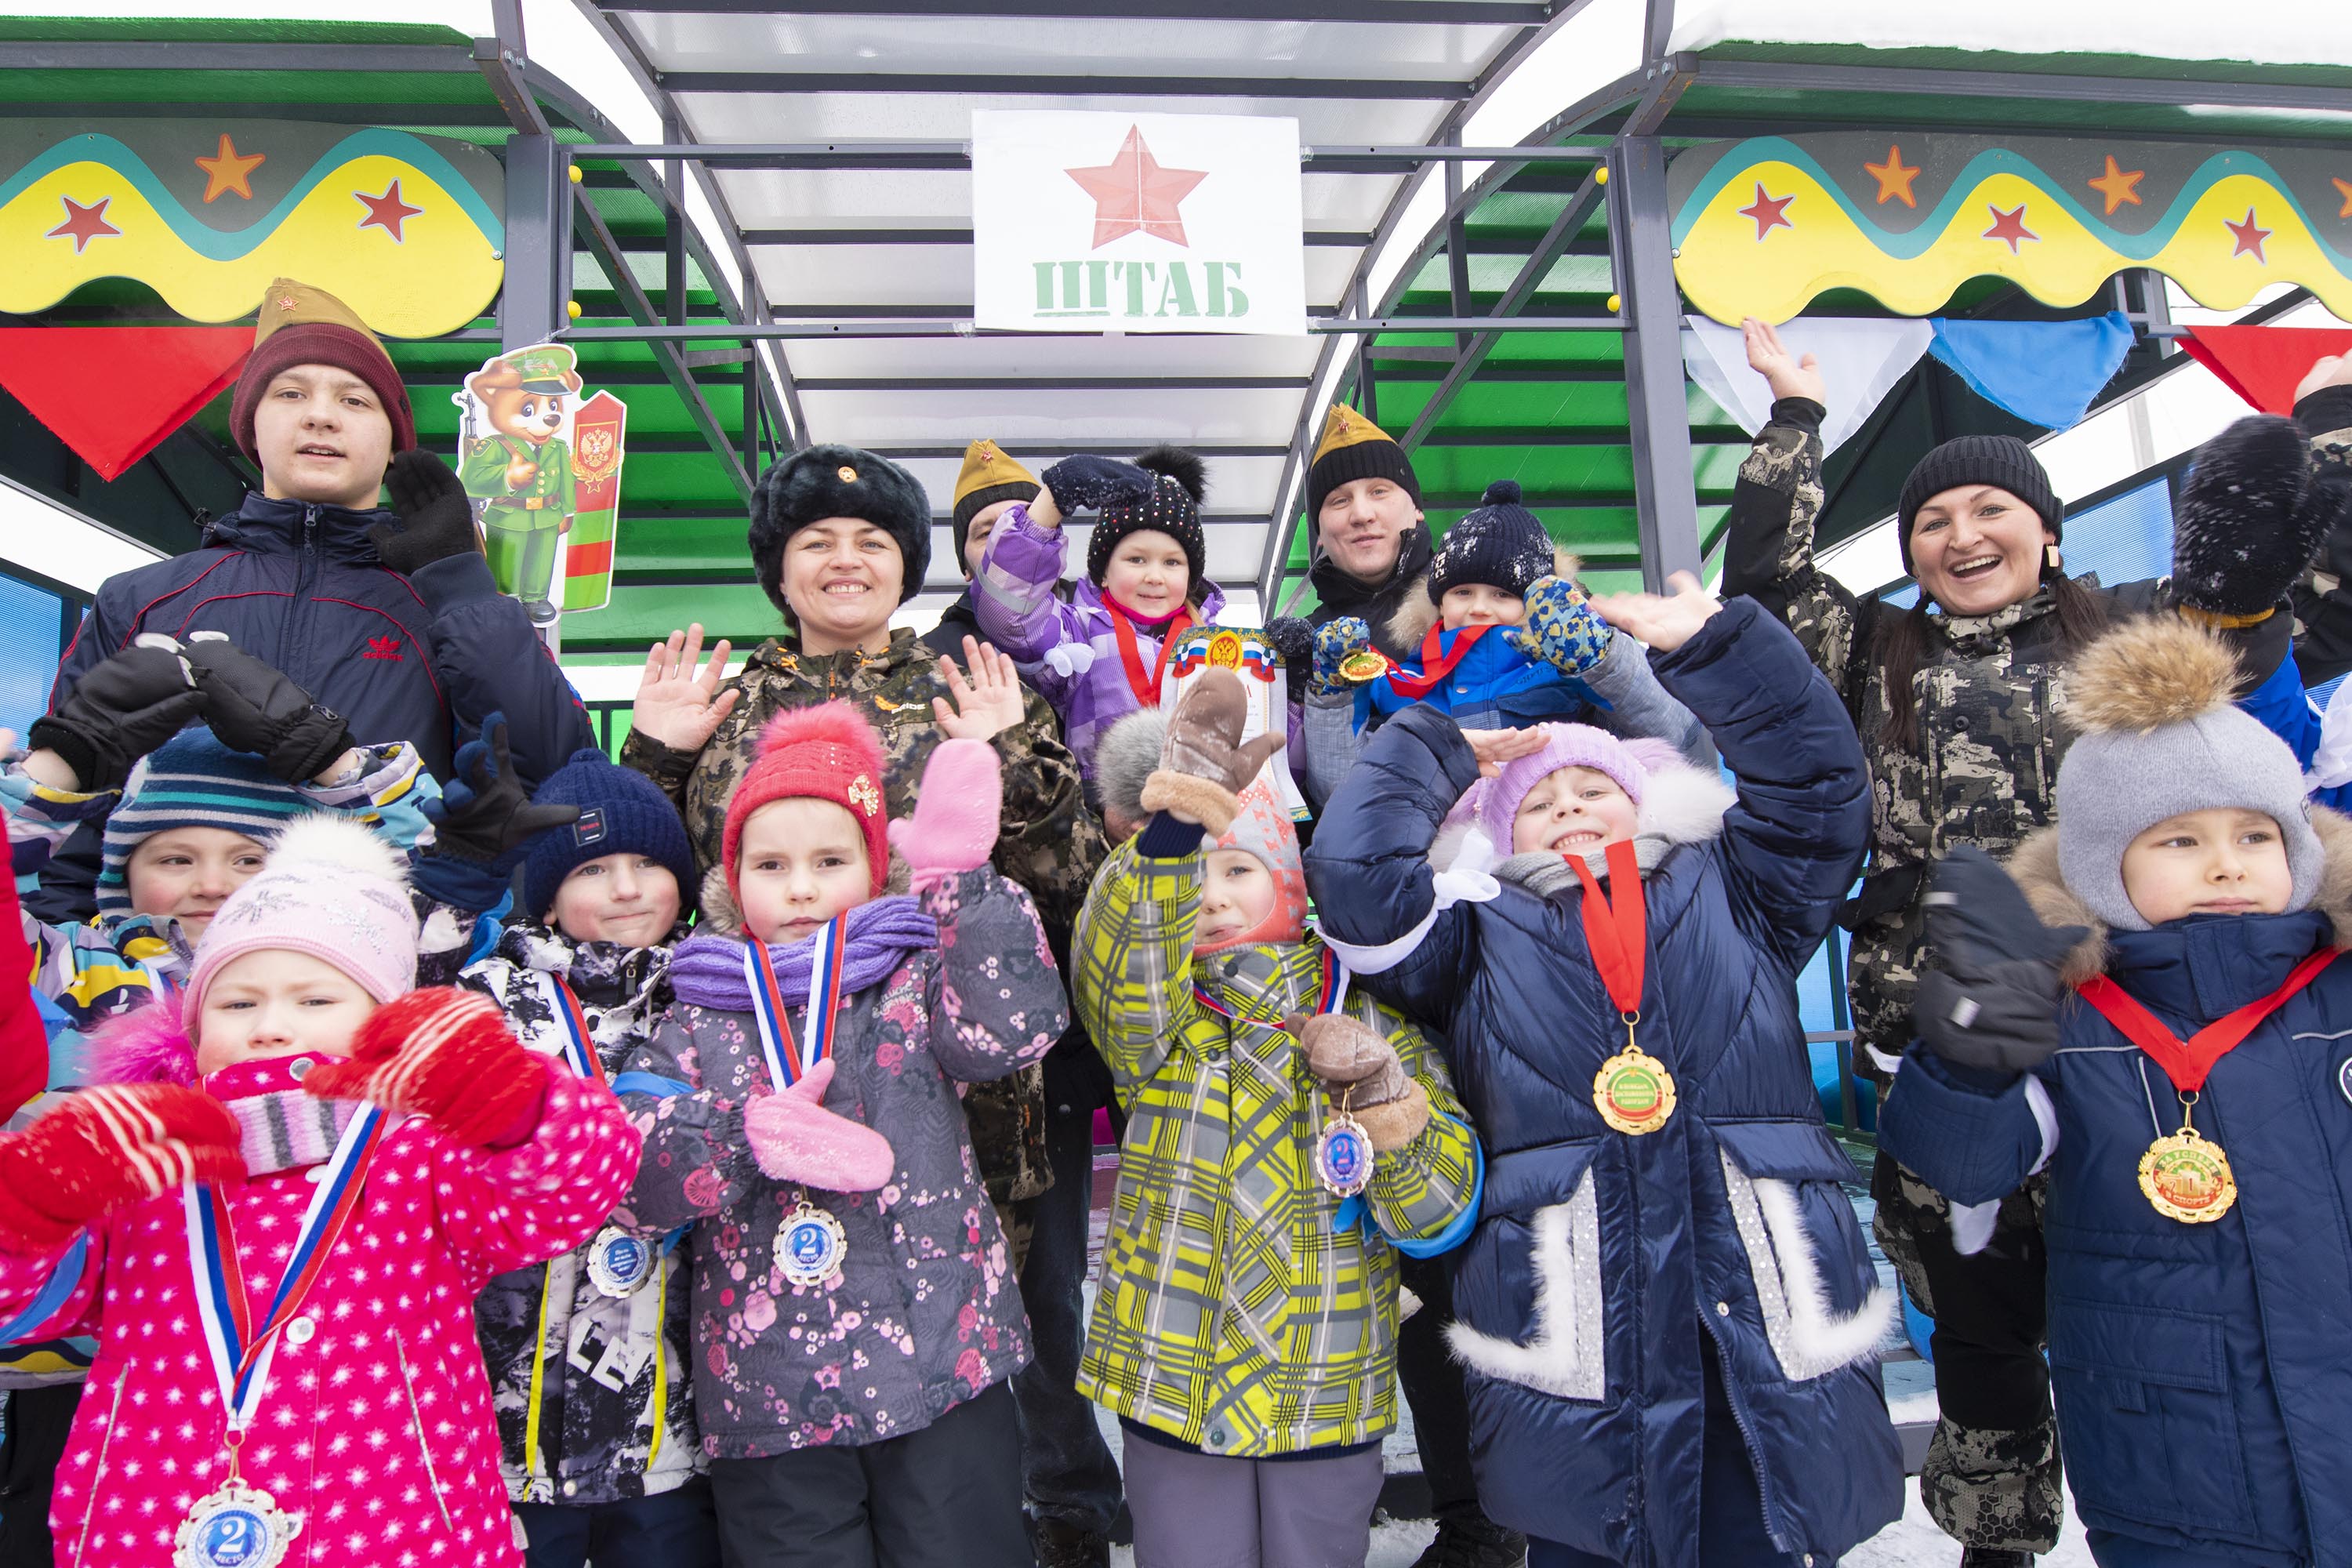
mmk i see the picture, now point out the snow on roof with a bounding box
[1668,0,2352,73]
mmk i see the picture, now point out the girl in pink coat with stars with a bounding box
[0,815,640,1568]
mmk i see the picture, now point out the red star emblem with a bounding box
[1737,183,1795,239]
[1063,127,1207,249]
[45,194,121,254]
[1983,203,2038,254]
[2224,208,2272,263]
[354,180,423,242]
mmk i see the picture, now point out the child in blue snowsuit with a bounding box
[1883,613,2352,1568]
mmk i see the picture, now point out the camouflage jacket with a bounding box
[1718,398,2292,1061]
[622,626,1104,1203]
[2286,386,2352,681]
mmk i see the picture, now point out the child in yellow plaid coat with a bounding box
[1073,672,1481,1568]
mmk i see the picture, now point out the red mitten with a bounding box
[743,1058,896,1192]
[300,987,551,1149]
[0,1085,243,1248]
[887,738,1003,885]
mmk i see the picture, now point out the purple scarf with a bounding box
[669,897,938,1011]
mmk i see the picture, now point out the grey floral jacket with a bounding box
[464,922,702,1506]
[611,868,1068,1458]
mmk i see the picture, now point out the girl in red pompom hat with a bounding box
[611,700,1070,1568]
[0,815,641,1568]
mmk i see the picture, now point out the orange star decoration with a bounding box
[2086,155,2144,217]
[2225,208,2272,263]
[1737,183,1795,240]
[1863,144,1921,209]
[1064,127,1207,249]
[45,194,121,254]
[1983,203,2038,254]
[354,180,423,242]
[194,132,266,203]
[2334,177,2352,220]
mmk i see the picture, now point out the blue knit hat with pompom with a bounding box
[1428,478,1555,603]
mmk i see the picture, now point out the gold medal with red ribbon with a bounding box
[1570,840,1676,1135]
[2076,946,2341,1225]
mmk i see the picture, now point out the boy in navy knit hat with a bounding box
[452,746,719,1568]
[1295,478,1704,804]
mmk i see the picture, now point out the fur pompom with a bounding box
[1134,445,1207,504]
[1093,709,1169,825]
[88,996,198,1087]
[2064,615,2239,735]
[755,701,889,779]
[263,813,409,888]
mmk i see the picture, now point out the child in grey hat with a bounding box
[1881,613,2352,1568]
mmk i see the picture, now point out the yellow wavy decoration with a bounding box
[1678,162,2352,326]
[1,153,502,339]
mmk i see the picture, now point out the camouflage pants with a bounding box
[1873,1153,2063,1554]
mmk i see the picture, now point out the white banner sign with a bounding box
[971,110,1305,336]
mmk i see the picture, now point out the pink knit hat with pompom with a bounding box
[720,703,893,900]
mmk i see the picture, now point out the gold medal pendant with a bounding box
[1337,650,1390,685]
[1592,1015,1676,1136]
[2139,1094,2237,1224]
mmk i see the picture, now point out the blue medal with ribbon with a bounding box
[742,917,854,1287]
[177,1101,391,1568]
[533,974,655,1295]
[1196,951,1370,1196]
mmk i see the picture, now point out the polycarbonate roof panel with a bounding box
[715,168,1406,230]
[677,91,1450,147]
[800,387,1314,449]
[782,333,1326,382]
[749,245,1362,312]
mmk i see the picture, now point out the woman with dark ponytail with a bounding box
[1719,318,2343,1568]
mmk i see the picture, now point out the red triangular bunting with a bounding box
[2181,325,2352,417]
[0,327,253,481]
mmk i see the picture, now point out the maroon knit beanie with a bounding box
[228,280,416,462]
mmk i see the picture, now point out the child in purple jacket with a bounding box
[972,445,1227,782]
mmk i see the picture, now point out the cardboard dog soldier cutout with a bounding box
[453,343,606,626]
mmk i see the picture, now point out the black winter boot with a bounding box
[1409,1504,1527,1568]
[1959,1552,2036,1568]
[1029,1514,1110,1568]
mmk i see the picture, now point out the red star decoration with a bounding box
[1737,183,1795,240]
[2224,207,2273,263]
[1063,127,1207,249]
[1983,203,2038,254]
[354,180,423,242]
[45,194,121,254]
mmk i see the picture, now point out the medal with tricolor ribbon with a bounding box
[743,917,854,1287]
[178,1101,391,1567]
[1196,950,1370,1196]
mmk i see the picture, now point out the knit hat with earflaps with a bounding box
[2053,615,2323,931]
[1895,435,2063,580]
[951,440,1040,575]
[230,278,416,459]
[1307,404,1421,522]
[1085,446,1208,598]
[720,702,893,902]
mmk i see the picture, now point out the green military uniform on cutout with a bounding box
[464,433,575,612]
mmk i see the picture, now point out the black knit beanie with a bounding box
[1895,435,2064,578]
[747,443,933,614]
[1428,480,1555,602]
[1087,446,1207,594]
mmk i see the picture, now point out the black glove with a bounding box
[370,451,481,575]
[1040,455,1155,515]
[179,634,353,782]
[2172,415,2347,616]
[420,713,580,872]
[28,637,208,793]
[1913,846,2089,1076]
[1262,615,1316,672]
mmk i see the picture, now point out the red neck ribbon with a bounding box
[1106,601,1192,708]
[2074,947,2340,1093]
[1567,840,1646,1019]
[1385,622,1491,700]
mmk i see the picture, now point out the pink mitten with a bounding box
[743,1058,896,1192]
[887,738,1003,886]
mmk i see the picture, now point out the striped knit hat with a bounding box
[97,731,310,916]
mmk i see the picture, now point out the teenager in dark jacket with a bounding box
[1721,319,2347,1564]
[1307,583,1903,1567]
[36,278,591,922]
[1883,614,2352,1568]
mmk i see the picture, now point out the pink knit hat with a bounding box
[185,815,419,1029]
[1478,724,1682,844]
[1196,779,1308,955]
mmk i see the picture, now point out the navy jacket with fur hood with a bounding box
[1305,598,1903,1566]
[1881,811,2352,1567]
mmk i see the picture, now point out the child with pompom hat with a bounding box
[1073,671,1479,1568]
[609,702,1069,1568]
[1882,614,2352,1568]
[0,814,641,1568]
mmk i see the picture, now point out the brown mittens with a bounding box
[1139,670,1287,835]
[1299,1012,1429,1153]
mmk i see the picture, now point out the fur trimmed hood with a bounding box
[695,855,912,938]
[2006,806,2352,986]
[1384,546,1581,650]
